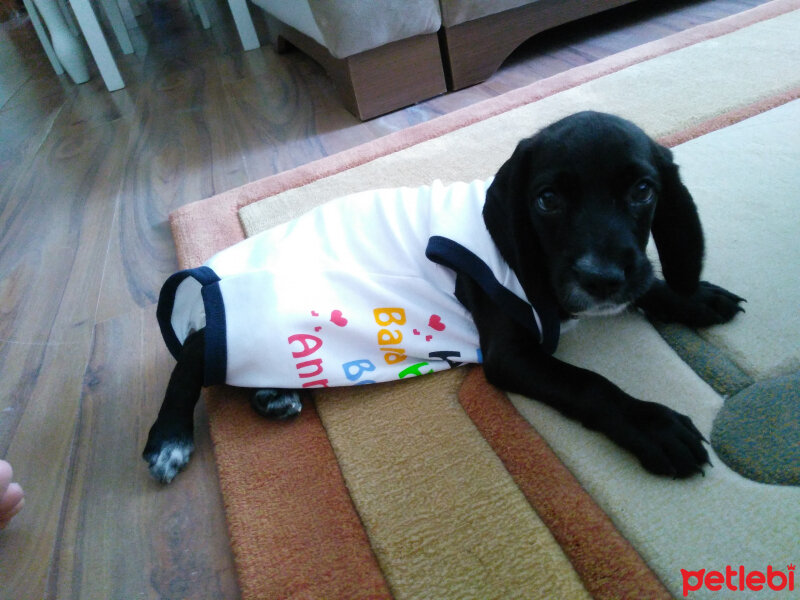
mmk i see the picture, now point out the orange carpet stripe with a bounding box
[205,388,392,600]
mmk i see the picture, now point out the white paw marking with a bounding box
[284,392,302,413]
[149,441,194,484]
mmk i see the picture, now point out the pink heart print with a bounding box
[330,310,348,327]
[428,314,446,331]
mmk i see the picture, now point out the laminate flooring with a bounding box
[0,1,770,597]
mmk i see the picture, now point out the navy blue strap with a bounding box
[425,236,559,354]
[201,279,226,386]
[157,266,227,385]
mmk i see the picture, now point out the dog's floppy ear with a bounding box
[483,136,563,348]
[483,137,542,279]
[651,143,705,295]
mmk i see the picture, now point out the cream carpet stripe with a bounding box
[315,370,590,600]
[240,9,800,236]
[674,100,800,378]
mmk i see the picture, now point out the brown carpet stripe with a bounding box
[457,368,671,600]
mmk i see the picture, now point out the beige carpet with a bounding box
[169,2,800,598]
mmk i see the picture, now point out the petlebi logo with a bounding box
[681,564,796,597]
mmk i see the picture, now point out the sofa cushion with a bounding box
[310,0,440,58]
[254,0,442,59]
[251,0,327,47]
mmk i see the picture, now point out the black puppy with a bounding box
[144,111,743,483]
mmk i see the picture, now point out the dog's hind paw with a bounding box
[144,440,194,484]
[250,389,302,420]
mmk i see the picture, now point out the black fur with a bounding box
[472,111,743,476]
[144,111,744,482]
[143,329,204,483]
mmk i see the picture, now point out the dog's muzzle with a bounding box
[561,253,649,316]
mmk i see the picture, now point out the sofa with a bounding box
[247,0,445,120]
[228,0,638,120]
[439,0,638,90]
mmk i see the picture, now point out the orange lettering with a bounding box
[373,308,406,326]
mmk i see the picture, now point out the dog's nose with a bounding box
[573,257,626,299]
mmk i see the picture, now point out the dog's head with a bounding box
[485,111,704,318]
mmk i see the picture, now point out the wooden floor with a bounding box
[0,0,769,597]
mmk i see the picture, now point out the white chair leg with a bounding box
[22,0,64,74]
[31,0,89,83]
[98,0,134,53]
[56,0,80,35]
[116,0,138,29]
[70,0,125,90]
[190,0,211,29]
[227,0,259,51]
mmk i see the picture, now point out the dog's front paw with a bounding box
[690,281,746,326]
[143,423,194,484]
[639,279,745,327]
[609,401,710,478]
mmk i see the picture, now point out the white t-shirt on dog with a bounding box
[157,179,560,388]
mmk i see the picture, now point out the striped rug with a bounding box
[169,2,800,597]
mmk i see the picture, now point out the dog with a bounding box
[144,111,744,483]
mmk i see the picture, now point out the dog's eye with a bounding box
[629,180,656,206]
[535,189,563,213]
